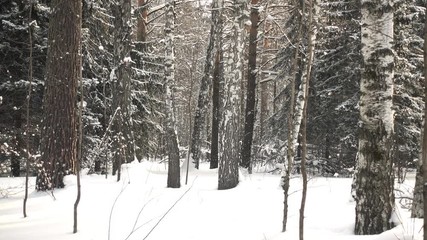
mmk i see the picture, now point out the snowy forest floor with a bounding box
[0,161,423,240]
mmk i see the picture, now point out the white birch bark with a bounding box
[353,0,395,234]
[218,0,244,190]
[281,0,305,231]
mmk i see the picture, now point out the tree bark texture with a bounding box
[218,0,244,190]
[241,0,260,171]
[111,0,133,177]
[165,0,181,188]
[422,8,427,240]
[354,0,395,234]
[36,0,81,190]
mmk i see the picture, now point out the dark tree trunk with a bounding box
[190,3,217,169]
[241,0,260,171]
[111,0,133,177]
[210,51,221,169]
[36,0,81,190]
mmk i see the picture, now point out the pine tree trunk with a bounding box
[241,0,260,171]
[211,51,221,169]
[353,0,394,234]
[111,0,133,177]
[36,0,81,190]
[165,0,180,188]
[211,3,224,170]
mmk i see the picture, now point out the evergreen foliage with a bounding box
[0,1,48,177]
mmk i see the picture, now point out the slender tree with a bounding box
[74,56,84,234]
[165,0,181,188]
[281,0,305,231]
[353,0,395,234]
[36,0,82,190]
[299,0,317,237]
[23,0,34,217]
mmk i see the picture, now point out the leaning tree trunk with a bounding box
[165,0,180,188]
[218,0,244,190]
[36,0,81,191]
[190,0,219,169]
[353,0,395,234]
[241,0,260,172]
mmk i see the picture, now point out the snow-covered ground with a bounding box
[0,161,423,240]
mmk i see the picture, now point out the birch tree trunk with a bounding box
[165,0,181,188]
[299,0,317,238]
[36,0,81,190]
[353,0,395,234]
[281,0,305,231]
[218,0,244,190]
